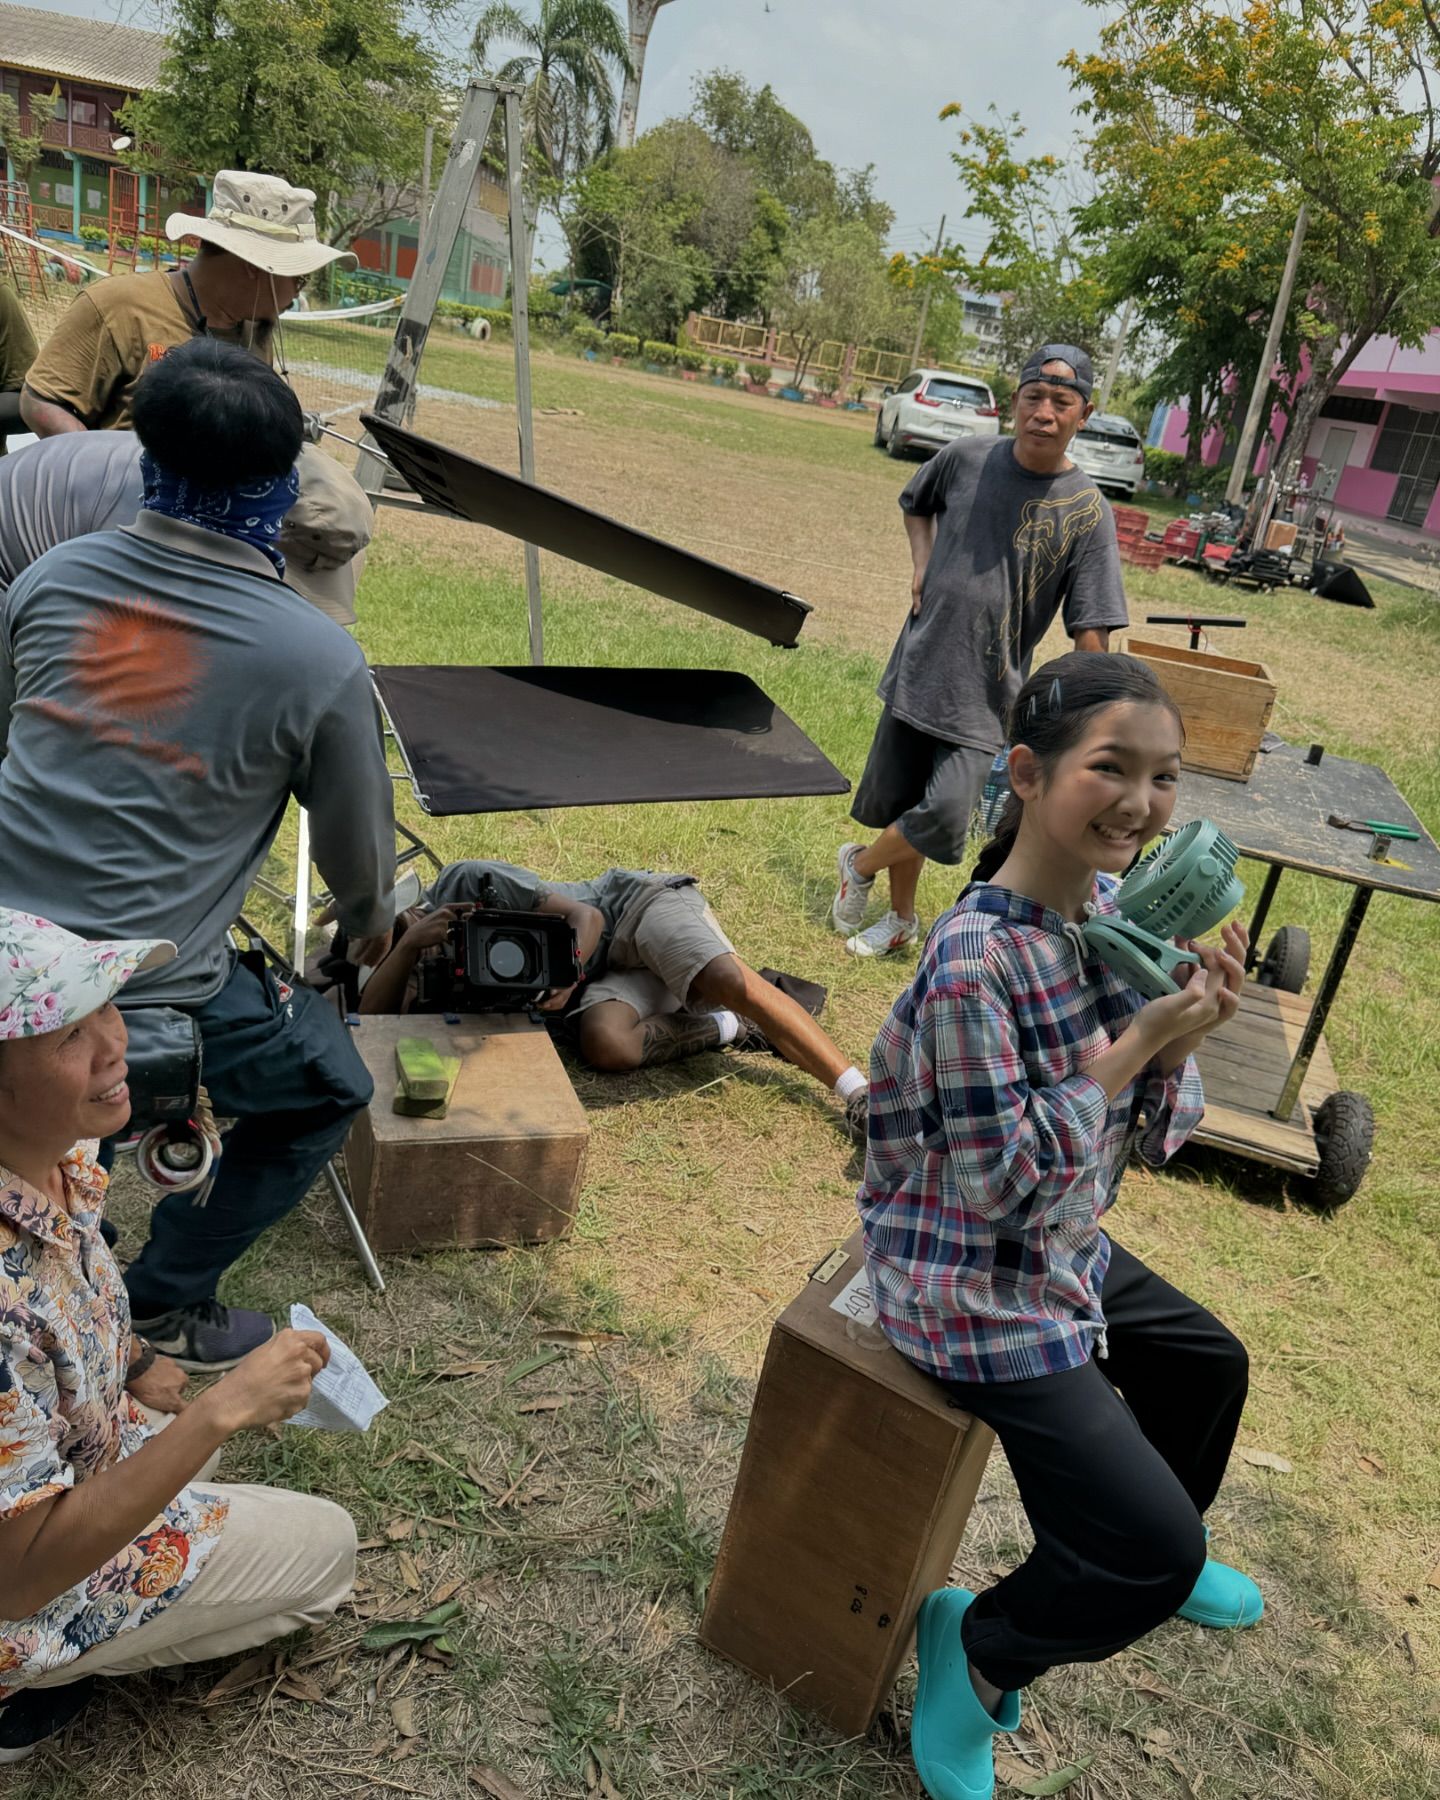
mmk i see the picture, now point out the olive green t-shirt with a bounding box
[22,268,274,431]
[0,283,39,457]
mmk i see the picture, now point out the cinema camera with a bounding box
[119,1007,216,1192]
[412,879,583,1015]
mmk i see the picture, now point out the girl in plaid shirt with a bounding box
[858,652,1260,1800]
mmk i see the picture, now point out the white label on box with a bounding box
[829,1267,879,1325]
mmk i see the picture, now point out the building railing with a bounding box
[14,111,159,159]
[687,312,990,386]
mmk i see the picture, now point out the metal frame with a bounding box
[1253,875,1372,1122]
[354,80,543,664]
[231,917,386,1292]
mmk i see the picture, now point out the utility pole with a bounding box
[404,124,436,429]
[418,124,434,259]
[1095,298,1133,413]
[910,213,946,366]
[1225,201,1308,508]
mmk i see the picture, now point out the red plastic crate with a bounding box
[1120,538,1168,569]
[1112,506,1152,539]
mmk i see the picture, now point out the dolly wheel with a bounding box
[1307,1091,1374,1211]
[1257,924,1310,993]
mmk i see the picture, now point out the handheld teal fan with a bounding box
[1082,819,1244,1001]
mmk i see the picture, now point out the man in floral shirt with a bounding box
[0,910,356,1762]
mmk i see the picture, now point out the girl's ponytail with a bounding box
[971,791,1021,882]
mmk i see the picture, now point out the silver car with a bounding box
[1067,412,1147,497]
[874,368,1001,459]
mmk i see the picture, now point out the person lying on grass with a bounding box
[0,911,356,1765]
[856,652,1261,1800]
[351,859,870,1144]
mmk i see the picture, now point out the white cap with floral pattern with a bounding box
[0,910,175,1040]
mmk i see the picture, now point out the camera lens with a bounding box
[487,936,528,980]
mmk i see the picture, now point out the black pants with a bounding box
[938,1238,1249,1692]
[113,957,373,1315]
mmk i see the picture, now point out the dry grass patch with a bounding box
[14,362,1440,1797]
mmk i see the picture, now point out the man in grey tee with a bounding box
[0,430,372,624]
[831,345,1130,957]
[0,340,394,1371]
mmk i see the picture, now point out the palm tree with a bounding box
[618,0,678,149]
[472,0,633,189]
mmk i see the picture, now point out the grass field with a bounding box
[20,340,1440,1799]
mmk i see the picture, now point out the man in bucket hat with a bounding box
[20,170,356,439]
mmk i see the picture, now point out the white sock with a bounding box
[833,1066,867,1100]
[710,1009,741,1045]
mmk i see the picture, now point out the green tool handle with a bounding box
[1355,819,1420,840]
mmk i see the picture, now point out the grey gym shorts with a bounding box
[851,706,997,865]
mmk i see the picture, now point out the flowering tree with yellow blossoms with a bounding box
[1069,0,1440,487]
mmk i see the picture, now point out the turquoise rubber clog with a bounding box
[1177,1557,1265,1628]
[911,1587,1023,1800]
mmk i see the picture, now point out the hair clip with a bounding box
[1047,677,1063,716]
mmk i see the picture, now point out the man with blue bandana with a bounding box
[0,338,395,1369]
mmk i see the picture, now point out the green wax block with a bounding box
[391,1054,461,1117]
[395,1036,453,1100]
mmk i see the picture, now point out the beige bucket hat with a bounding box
[166,170,358,277]
[282,446,373,627]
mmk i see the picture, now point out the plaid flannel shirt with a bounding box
[859,880,1204,1384]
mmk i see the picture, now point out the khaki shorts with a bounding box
[576,884,735,1016]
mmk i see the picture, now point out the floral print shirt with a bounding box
[0,1144,227,1694]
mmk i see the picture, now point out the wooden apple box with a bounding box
[1126,636,1277,782]
[700,1231,994,1736]
[343,1012,588,1253]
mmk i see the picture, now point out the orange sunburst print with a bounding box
[72,599,207,727]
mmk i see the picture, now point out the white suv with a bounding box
[1067,412,1147,498]
[875,369,1000,459]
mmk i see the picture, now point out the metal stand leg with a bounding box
[293,808,312,974]
[324,1157,385,1293]
[1270,885,1372,1120]
[1245,864,1283,972]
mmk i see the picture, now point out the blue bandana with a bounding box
[140,453,301,574]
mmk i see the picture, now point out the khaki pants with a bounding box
[30,1410,356,1687]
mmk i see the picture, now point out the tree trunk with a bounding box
[1270,325,1376,492]
[618,0,676,149]
[1183,376,1205,488]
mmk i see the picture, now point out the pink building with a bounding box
[1148,327,1440,537]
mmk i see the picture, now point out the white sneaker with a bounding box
[845,910,920,959]
[831,842,875,934]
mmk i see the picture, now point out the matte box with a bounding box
[1126,636,1277,782]
[700,1231,994,1736]
[343,1012,589,1252]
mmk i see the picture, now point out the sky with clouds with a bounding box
[13,0,1106,259]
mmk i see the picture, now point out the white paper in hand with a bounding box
[286,1303,389,1431]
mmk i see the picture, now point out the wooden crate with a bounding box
[700,1231,994,1736]
[343,1012,589,1252]
[1125,635,1277,782]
